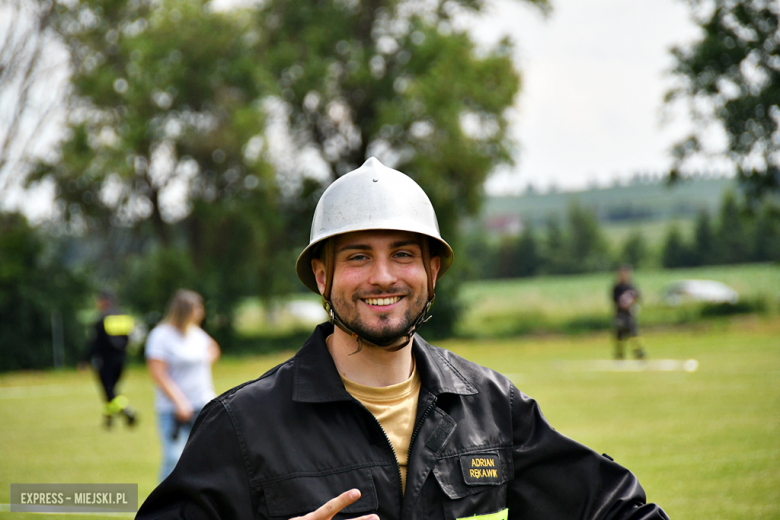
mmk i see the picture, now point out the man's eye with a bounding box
[348,254,368,261]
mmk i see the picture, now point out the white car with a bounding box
[662,279,739,305]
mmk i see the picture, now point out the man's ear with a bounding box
[429,255,441,291]
[312,258,327,296]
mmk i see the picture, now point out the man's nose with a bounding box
[368,256,398,287]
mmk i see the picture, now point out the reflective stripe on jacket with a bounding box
[137,322,668,520]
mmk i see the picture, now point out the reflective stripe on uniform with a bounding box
[104,315,134,336]
[457,508,508,520]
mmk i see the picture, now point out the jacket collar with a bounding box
[292,322,477,403]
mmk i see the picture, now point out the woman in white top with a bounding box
[145,290,220,481]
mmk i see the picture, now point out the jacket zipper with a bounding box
[399,396,437,520]
[352,399,405,506]
[352,394,437,510]
[408,396,436,460]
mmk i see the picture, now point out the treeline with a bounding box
[0,214,91,372]
[464,202,617,279]
[465,192,780,280]
[662,192,780,268]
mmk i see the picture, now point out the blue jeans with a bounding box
[156,408,201,482]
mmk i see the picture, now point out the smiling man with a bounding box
[137,158,668,520]
[315,230,438,355]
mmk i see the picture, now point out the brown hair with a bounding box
[163,290,203,333]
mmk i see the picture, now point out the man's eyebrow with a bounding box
[336,240,420,253]
[391,240,420,249]
[337,244,371,253]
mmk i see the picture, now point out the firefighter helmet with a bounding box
[295,157,454,295]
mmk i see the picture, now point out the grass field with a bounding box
[457,263,780,337]
[1,316,778,519]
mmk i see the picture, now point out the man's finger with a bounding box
[292,489,377,520]
[306,489,360,520]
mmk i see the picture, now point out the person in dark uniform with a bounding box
[137,159,668,520]
[612,264,646,360]
[81,291,138,428]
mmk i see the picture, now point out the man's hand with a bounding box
[290,489,378,520]
[618,290,636,310]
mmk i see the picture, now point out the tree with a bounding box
[752,200,780,261]
[253,0,549,235]
[252,0,548,334]
[620,230,649,269]
[662,223,693,268]
[494,224,540,278]
[119,246,197,327]
[542,215,567,274]
[514,224,542,277]
[716,190,752,262]
[25,0,294,346]
[667,0,780,200]
[460,229,498,280]
[0,212,91,371]
[0,0,68,196]
[566,202,611,272]
[32,0,275,246]
[27,0,552,341]
[693,207,715,264]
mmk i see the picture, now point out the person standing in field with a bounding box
[145,289,220,482]
[81,291,138,429]
[137,158,668,520]
[612,264,646,360]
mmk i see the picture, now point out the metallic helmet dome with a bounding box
[296,157,454,294]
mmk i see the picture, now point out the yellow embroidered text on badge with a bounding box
[460,453,502,485]
[457,508,508,520]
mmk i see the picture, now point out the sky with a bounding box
[468,0,714,195]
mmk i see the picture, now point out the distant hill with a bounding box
[476,175,737,235]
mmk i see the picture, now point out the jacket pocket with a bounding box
[433,448,512,499]
[262,467,378,518]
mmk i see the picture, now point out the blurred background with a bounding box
[0,0,778,517]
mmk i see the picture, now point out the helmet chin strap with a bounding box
[320,237,436,353]
[323,296,434,354]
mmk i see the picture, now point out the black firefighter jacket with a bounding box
[137,323,669,520]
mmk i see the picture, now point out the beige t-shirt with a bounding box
[340,360,421,492]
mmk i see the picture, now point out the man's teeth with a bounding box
[364,296,401,306]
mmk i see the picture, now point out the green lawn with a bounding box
[1,317,778,519]
[457,263,780,337]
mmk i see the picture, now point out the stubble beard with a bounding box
[331,288,428,348]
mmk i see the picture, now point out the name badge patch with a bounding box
[460,453,501,485]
